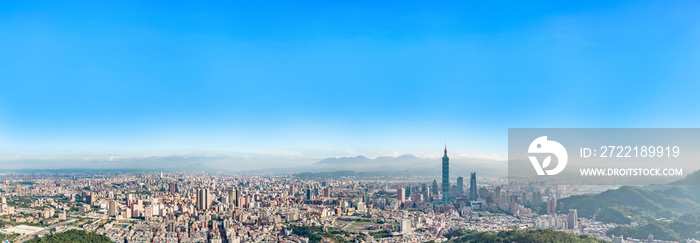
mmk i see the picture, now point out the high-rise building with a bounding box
[235,188,242,208]
[397,188,405,204]
[400,219,412,234]
[431,180,438,198]
[456,176,464,196]
[480,187,490,201]
[469,172,477,200]
[533,190,543,204]
[546,197,557,215]
[108,200,117,217]
[197,188,209,211]
[144,206,153,218]
[169,182,176,194]
[442,145,450,204]
[450,185,458,197]
[88,192,98,205]
[494,186,502,204]
[228,189,236,205]
[197,189,203,210]
[567,209,578,229]
[323,187,331,198]
[306,188,312,200]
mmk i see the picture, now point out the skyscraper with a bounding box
[108,200,117,217]
[400,219,412,234]
[431,180,438,198]
[469,172,477,200]
[88,192,97,205]
[197,188,209,211]
[547,197,557,215]
[235,188,242,208]
[228,188,236,205]
[456,176,464,196]
[169,182,176,194]
[397,187,405,204]
[567,209,578,229]
[442,144,450,204]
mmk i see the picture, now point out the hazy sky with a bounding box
[1,1,699,162]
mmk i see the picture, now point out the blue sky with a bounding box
[0,1,699,164]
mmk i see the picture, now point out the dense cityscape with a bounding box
[0,147,671,243]
[4,0,700,242]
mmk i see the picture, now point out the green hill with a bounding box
[26,229,111,243]
[556,185,700,241]
[558,186,700,224]
[607,221,682,242]
[438,229,606,243]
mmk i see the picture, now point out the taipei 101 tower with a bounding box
[442,144,450,204]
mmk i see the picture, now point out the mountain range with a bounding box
[315,154,505,175]
[552,170,700,241]
[0,154,508,177]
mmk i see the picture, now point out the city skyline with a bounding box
[1,1,699,242]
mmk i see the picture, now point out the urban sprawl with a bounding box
[0,149,645,242]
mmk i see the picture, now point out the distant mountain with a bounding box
[0,156,224,173]
[314,154,428,170]
[309,154,507,177]
[294,171,401,179]
[0,153,507,176]
[315,155,372,165]
[670,169,700,185]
